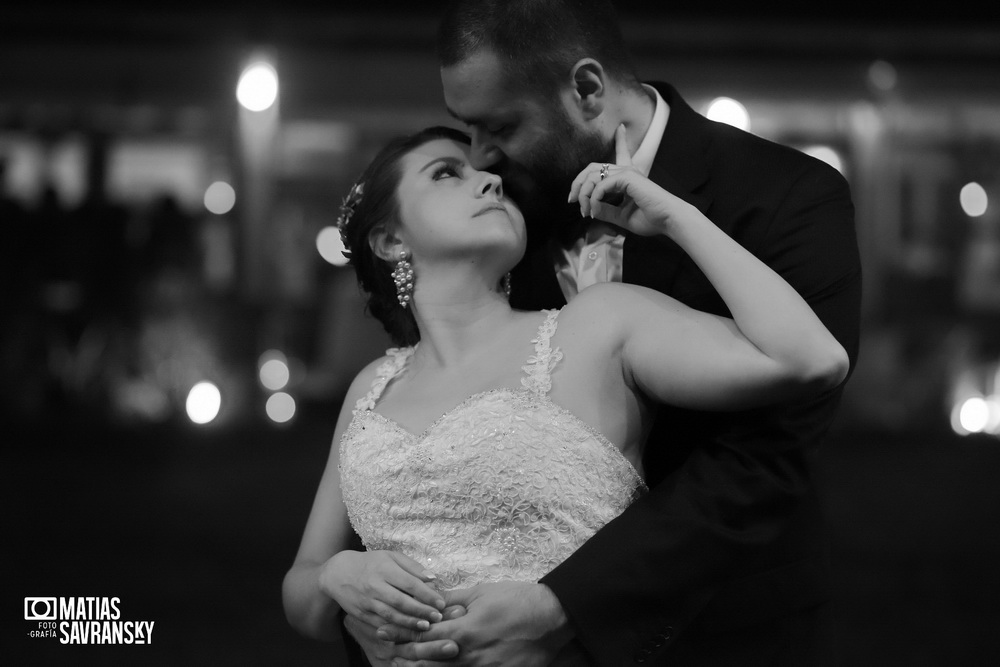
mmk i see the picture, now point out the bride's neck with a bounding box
[410,283,513,369]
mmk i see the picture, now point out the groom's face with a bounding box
[441,49,611,224]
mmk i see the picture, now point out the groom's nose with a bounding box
[469,133,501,170]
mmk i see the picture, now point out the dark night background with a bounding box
[4,1,1000,665]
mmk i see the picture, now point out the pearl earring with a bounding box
[392,251,414,308]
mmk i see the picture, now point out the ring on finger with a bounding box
[599,163,610,180]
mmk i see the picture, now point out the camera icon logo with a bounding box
[24,597,58,621]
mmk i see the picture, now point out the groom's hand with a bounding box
[342,613,396,667]
[384,581,573,667]
[344,607,465,665]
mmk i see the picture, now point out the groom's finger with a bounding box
[375,623,422,643]
[378,617,461,643]
[389,638,460,664]
[344,613,379,642]
[442,604,467,620]
[343,615,398,663]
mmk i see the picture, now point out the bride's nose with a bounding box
[478,172,503,199]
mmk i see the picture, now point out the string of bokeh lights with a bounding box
[190,57,994,435]
[184,58,292,427]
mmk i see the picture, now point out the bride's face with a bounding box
[395,138,526,268]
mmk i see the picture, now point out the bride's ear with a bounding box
[369,225,406,263]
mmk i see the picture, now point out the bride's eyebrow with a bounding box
[418,156,465,174]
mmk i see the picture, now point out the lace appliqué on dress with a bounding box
[353,347,413,415]
[521,309,563,396]
[339,310,645,591]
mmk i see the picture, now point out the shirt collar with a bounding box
[631,84,669,177]
[568,85,669,247]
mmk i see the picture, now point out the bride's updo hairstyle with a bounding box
[338,126,471,347]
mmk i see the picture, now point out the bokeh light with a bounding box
[259,349,290,391]
[186,382,222,425]
[867,60,898,93]
[266,392,296,424]
[204,181,236,215]
[960,182,989,217]
[706,97,750,131]
[237,62,278,112]
[987,396,1000,435]
[317,226,350,266]
[955,396,993,435]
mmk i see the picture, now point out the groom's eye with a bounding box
[487,123,511,137]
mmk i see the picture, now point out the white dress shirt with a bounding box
[554,84,669,300]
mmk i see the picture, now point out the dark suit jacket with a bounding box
[513,83,862,666]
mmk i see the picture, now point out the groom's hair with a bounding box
[437,0,641,100]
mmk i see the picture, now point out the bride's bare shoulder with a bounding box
[559,283,685,340]
[563,282,671,317]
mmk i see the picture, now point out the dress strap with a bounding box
[521,309,564,396]
[353,347,414,414]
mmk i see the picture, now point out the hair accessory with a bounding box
[599,164,610,180]
[336,181,365,258]
[392,250,415,308]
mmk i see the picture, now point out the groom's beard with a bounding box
[498,113,613,245]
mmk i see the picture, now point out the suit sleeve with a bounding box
[539,161,862,664]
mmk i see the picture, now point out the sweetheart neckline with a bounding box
[370,386,519,440]
[359,387,646,488]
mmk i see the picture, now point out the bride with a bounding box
[282,124,848,652]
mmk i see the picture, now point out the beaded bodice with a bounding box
[339,309,646,590]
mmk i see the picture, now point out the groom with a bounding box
[343,1,861,665]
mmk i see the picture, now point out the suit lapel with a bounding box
[648,82,712,209]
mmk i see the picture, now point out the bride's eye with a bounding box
[432,164,460,181]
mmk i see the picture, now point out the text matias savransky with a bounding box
[24,596,155,645]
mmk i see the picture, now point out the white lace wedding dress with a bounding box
[339,309,646,590]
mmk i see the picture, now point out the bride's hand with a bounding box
[319,550,446,632]
[568,123,700,237]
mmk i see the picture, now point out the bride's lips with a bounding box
[473,202,508,217]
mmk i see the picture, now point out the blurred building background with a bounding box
[4,1,1000,665]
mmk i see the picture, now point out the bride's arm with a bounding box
[282,362,445,641]
[570,132,848,409]
[575,276,846,410]
[281,391,356,641]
